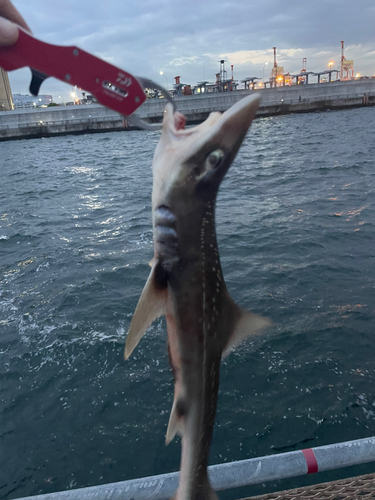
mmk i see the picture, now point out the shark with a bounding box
[125,93,270,500]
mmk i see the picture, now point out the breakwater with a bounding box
[0,79,374,141]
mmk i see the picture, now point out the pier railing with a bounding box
[0,115,127,130]
[260,91,375,106]
[0,91,374,132]
[13,436,375,500]
[0,89,374,141]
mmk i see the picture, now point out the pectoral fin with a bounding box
[166,398,185,445]
[223,300,271,357]
[124,261,167,360]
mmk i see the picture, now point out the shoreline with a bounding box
[0,79,374,141]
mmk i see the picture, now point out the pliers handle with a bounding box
[0,28,176,130]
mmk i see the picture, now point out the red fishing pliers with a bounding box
[0,28,176,130]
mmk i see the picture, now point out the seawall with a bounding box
[0,79,374,141]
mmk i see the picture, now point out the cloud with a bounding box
[7,0,375,100]
[218,48,304,67]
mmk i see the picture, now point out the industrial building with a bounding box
[12,93,53,109]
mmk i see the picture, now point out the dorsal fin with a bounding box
[124,261,167,360]
[222,296,271,357]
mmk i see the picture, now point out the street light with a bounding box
[159,71,169,92]
[328,61,335,82]
[263,62,268,83]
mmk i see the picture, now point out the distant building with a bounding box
[12,93,53,109]
[84,94,96,104]
[0,69,14,111]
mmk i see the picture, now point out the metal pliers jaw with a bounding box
[127,77,176,131]
[0,28,176,131]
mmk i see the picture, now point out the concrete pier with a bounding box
[0,79,374,141]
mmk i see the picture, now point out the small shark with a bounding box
[125,94,270,500]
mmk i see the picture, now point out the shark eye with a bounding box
[206,149,224,169]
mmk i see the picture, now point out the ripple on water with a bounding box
[1,110,375,498]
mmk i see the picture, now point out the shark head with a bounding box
[152,94,261,211]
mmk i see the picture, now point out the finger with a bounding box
[0,0,31,32]
[0,15,18,45]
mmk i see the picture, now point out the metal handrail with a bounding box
[0,116,125,131]
[13,436,375,500]
[260,93,375,107]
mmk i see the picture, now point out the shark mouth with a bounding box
[173,112,186,131]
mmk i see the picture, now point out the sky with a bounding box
[8,0,375,102]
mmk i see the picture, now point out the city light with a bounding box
[263,62,268,83]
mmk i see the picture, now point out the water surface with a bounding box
[1,107,375,499]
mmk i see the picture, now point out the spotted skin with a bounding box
[125,95,270,500]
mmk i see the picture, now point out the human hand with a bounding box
[0,0,30,46]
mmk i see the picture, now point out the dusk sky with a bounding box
[8,0,375,102]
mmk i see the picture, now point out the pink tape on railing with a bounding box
[302,448,319,474]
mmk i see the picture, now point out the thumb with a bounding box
[0,16,18,46]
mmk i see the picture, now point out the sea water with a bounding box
[1,107,375,499]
